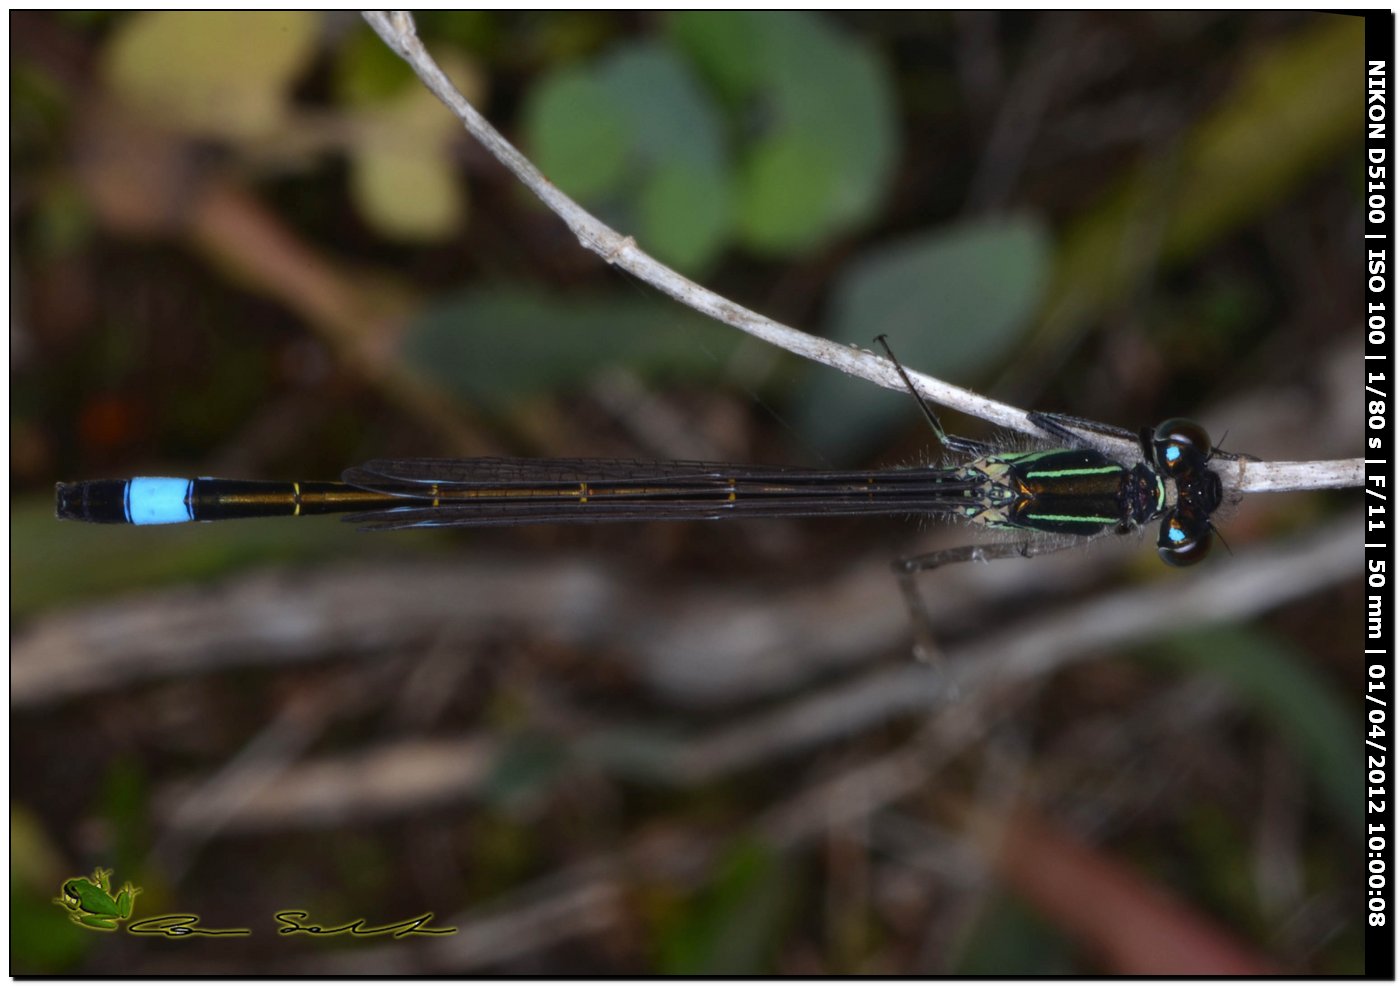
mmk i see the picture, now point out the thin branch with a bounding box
[360,11,1361,497]
[1232,458,1362,493]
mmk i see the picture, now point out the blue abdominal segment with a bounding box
[126,478,195,525]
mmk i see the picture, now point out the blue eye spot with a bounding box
[1164,445,1181,463]
[1168,523,1187,543]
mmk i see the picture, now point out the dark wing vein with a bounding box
[340,457,988,530]
[345,456,964,491]
[343,496,979,530]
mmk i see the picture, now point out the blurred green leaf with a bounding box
[665,11,766,104]
[1160,626,1362,836]
[729,11,898,252]
[101,11,319,139]
[522,67,633,200]
[400,286,742,405]
[737,136,844,254]
[1034,15,1363,357]
[525,43,732,270]
[594,43,733,269]
[521,15,896,264]
[831,216,1051,372]
[1165,14,1363,256]
[792,215,1051,459]
[639,162,732,271]
[656,839,794,974]
[595,43,727,171]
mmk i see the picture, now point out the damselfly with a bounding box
[54,340,1232,654]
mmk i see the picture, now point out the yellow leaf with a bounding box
[346,50,480,242]
[352,147,465,242]
[102,11,319,139]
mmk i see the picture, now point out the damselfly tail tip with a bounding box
[55,480,128,524]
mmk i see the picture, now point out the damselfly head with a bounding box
[1147,418,1213,478]
[1147,418,1223,567]
[1176,465,1224,517]
[1156,506,1213,567]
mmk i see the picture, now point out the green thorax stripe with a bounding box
[995,448,1125,477]
[1021,463,1123,480]
[1021,511,1119,526]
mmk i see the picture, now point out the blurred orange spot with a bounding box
[78,394,144,453]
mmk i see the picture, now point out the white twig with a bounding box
[361,10,1362,497]
[1231,458,1362,493]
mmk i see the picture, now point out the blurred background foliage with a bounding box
[11,11,1367,974]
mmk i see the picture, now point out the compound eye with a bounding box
[1157,511,1212,567]
[1151,418,1212,476]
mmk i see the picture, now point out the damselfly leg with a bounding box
[893,536,1089,662]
